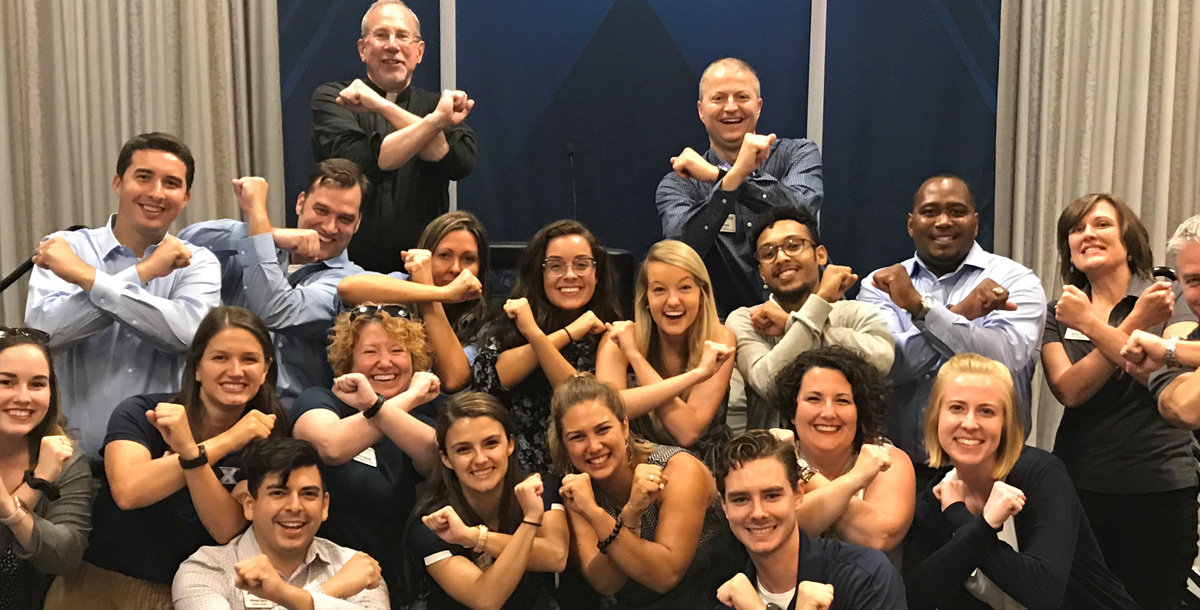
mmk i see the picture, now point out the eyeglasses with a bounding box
[349,304,411,320]
[755,237,813,264]
[543,258,596,277]
[366,28,421,46]
[0,327,50,344]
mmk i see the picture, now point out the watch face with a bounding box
[765,604,785,610]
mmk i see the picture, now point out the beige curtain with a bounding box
[0,0,285,326]
[996,0,1200,448]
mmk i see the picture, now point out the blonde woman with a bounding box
[596,240,735,469]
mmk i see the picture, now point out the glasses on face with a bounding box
[366,28,421,46]
[0,327,50,344]
[755,237,813,264]
[543,258,596,278]
[349,304,410,320]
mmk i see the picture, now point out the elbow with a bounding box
[674,427,704,450]
[110,482,149,511]
[337,279,363,304]
[1159,399,1200,430]
[308,439,354,466]
[647,567,687,595]
[440,369,470,394]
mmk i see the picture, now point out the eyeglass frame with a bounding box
[364,27,423,46]
[755,236,815,264]
[542,257,597,278]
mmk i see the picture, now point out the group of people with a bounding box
[4,1,1200,610]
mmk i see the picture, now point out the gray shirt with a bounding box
[727,295,895,430]
[172,527,389,610]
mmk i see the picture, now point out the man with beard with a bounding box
[311,0,476,272]
[726,206,893,430]
[173,438,388,609]
[658,58,823,317]
[714,431,906,610]
[857,175,1045,486]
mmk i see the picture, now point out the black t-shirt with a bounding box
[409,479,563,610]
[1148,325,1200,443]
[289,387,438,603]
[86,394,248,584]
[1042,278,1197,494]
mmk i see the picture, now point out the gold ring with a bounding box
[992,287,1005,296]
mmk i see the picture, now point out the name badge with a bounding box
[719,214,737,233]
[242,590,274,608]
[1063,328,1089,341]
[352,446,378,468]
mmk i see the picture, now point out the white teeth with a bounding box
[813,424,840,432]
[956,438,982,446]
[5,409,33,418]
[663,311,685,319]
[372,374,396,382]
[586,455,608,465]
[560,287,580,293]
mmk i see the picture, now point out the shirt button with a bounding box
[762,194,768,199]
[924,374,932,380]
[721,198,727,204]
[127,368,134,374]
[746,222,752,228]
[703,226,709,231]
[131,320,138,326]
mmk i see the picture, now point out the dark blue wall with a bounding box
[275,0,1000,279]
[822,0,1001,283]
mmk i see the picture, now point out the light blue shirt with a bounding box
[857,242,1047,464]
[178,219,364,403]
[25,216,221,458]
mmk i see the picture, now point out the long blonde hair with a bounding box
[634,240,721,372]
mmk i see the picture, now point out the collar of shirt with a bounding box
[364,76,409,106]
[235,526,334,580]
[905,241,989,282]
[100,214,179,261]
[1081,274,1154,300]
[741,528,828,597]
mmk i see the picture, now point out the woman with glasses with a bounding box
[291,304,442,606]
[1041,193,1197,609]
[47,306,289,610]
[339,211,492,392]
[595,240,735,470]
[473,220,622,476]
[0,327,92,610]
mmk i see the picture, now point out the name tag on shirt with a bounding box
[243,590,274,608]
[1063,328,1089,341]
[720,214,737,233]
[352,447,378,468]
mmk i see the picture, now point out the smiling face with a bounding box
[195,328,270,412]
[0,344,52,439]
[792,367,858,457]
[1067,200,1128,277]
[757,220,825,301]
[441,416,513,495]
[646,261,701,338]
[908,177,979,275]
[432,229,481,287]
[720,457,802,556]
[351,322,414,399]
[936,373,1006,471]
[245,466,328,560]
[698,64,762,155]
[543,234,597,312]
[1177,240,1200,319]
[112,149,191,241]
[561,399,628,480]
[358,3,425,93]
[295,183,362,261]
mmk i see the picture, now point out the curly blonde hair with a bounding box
[327,308,432,376]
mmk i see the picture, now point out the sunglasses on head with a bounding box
[349,304,411,320]
[0,327,50,344]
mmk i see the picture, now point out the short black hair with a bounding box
[244,438,325,497]
[913,173,975,211]
[715,430,799,496]
[115,132,196,190]
[750,206,821,252]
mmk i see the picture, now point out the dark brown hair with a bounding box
[715,430,800,496]
[1056,193,1153,288]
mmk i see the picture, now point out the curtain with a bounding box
[996,0,1200,448]
[0,0,285,325]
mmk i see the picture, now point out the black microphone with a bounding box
[566,142,578,220]
[0,225,89,293]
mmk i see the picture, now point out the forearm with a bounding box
[378,116,445,171]
[494,330,572,388]
[795,474,866,538]
[182,466,247,544]
[454,524,540,610]
[482,524,568,573]
[371,398,438,475]
[90,261,220,353]
[618,369,703,420]
[421,302,471,392]
[1160,373,1200,428]
[568,513,628,596]
[1044,347,1119,407]
[299,416,386,466]
[582,506,688,594]
[107,455,187,510]
[25,268,112,346]
[337,275,455,304]
[239,238,340,337]
[12,454,93,573]
[656,179,728,257]
[831,496,909,552]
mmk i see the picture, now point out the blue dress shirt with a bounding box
[178,219,364,403]
[25,216,221,458]
[657,138,823,317]
[857,243,1046,464]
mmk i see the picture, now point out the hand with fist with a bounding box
[982,481,1026,528]
[515,473,546,523]
[322,551,383,599]
[332,373,379,411]
[136,235,192,283]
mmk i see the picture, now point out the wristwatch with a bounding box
[911,294,934,322]
[796,456,818,484]
[363,393,386,419]
[179,444,209,470]
[1165,336,1181,368]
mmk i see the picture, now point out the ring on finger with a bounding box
[992,286,1005,296]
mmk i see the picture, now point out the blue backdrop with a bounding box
[277,0,999,279]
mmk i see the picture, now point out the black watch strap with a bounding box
[23,469,61,501]
[716,166,728,185]
[179,444,209,470]
[363,393,386,419]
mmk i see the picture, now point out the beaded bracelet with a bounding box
[597,515,623,554]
